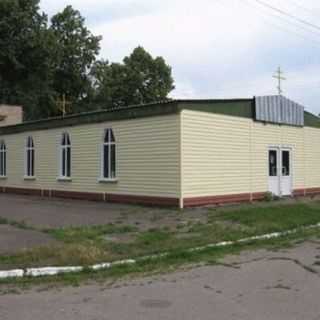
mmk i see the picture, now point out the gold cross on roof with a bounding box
[56,94,72,117]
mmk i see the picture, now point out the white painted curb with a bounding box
[1,222,320,280]
[0,269,24,279]
[91,262,111,271]
[26,266,83,277]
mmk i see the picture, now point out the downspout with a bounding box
[179,109,184,209]
[249,98,254,201]
[303,126,306,196]
[249,120,253,201]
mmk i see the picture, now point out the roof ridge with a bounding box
[13,99,176,127]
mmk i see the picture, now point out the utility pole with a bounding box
[273,67,286,95]
[56,94,72,117]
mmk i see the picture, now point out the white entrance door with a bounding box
[280,149,292,196]
[268,148,280,196]
[268,147,292,197]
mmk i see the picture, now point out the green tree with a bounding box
[0,0,56,119]
[0,2,102,119]
[0,3,174,119]
[92,46,175,108]
[50,5,101,113]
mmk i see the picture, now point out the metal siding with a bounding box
[181,111,251,197]
[0,114,180,198]
[181,109,319,198]
[255,95,304,126]
[305,127,320,188]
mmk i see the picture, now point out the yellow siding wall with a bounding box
[182,110,251,197]
[305,127,320,188]
[2,109,320,202]
[0,114,180,198]
[182,110,320,197]
[250,121,306,192]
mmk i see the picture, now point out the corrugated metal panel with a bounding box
[255,95,304,126]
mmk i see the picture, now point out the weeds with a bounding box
[46,224,137,244]
[1,200,320,286]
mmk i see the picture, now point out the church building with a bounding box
[0,95,319,208]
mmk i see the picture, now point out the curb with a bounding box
[1,223,319,280]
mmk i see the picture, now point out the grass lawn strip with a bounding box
[1,226,319,290]
[1,202,320,269]
[1,201,320,285]
[0,220,320,280]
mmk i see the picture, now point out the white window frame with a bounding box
[0,141,6,178]
[100,128,117,182]
[59,132,72,180]
[24,136,35,179]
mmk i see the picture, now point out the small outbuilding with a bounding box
[0,95,319,208]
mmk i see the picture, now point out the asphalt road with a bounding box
[1,241,320,320]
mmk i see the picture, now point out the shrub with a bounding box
[264,192,274,202]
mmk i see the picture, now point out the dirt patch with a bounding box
[0,194,208,231]
[0,225,58,255]
[104,233,137,244]
[174,232,202,239]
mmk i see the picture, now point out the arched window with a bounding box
[102,129,116,179]
[0,141,6,177]
[25,136,35,177]
[60,133,71,178]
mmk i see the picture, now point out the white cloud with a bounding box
[93,0,265,60]
[41,0,320,113]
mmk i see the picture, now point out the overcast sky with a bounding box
[41,0,320,114]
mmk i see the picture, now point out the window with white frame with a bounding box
[0,141,6,177]
[60,132,71,178]
[102,129,116,180]
[25,136,35,177]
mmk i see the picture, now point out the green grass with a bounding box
[1,226,319,291]
[0,217,8,224]
[46,224,137,243]
[0,217,33,230]
[212,203,320,234]
[1,200,320,287]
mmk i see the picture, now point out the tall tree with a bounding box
[0,0,56,119]
[92,46,175,108]
[50,5,101,113]
[0,3,174,119]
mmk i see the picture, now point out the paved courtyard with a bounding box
[1,241,320,320]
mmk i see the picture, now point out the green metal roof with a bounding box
[304,110,320,128]
[179,99,320,128]
[0,98,319,135]
[0,101,180,135]
[179,99,255,119]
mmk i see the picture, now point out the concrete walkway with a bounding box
[1,241,320,320]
